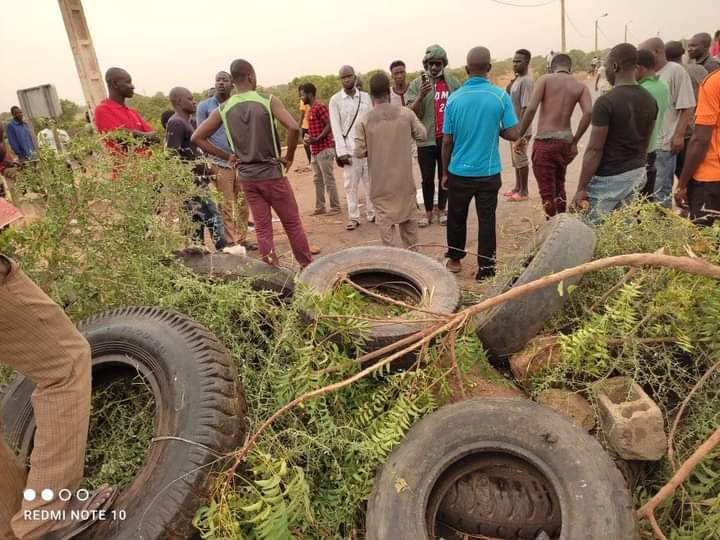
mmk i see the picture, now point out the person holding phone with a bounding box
[406,44,461,228]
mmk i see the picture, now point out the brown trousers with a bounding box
[377,217,418,249]
[209,163,250,246]
[0,257,91,540]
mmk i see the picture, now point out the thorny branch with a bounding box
[225,253,720,481]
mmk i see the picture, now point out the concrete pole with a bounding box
[561,0,566,52]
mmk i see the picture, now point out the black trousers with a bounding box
[641,151,657,197]
[688,179,720,227]
[184,195,227,250]
[417,140,447,212]
[445,172,501,274]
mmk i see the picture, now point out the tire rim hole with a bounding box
[426,452,562,540]
[83,365,157,491]
[347,270,423,309]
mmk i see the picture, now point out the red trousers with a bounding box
[240,177,312,268]
[531,139,572,216]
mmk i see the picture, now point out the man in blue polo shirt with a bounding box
[441,46,521,280]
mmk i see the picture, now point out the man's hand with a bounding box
[571,189,589,211]
[441,175,449,190]
[568,143,579,163]
[303,133,314,145]
[280,154,294,169]
[419,80,433,99]
[338,154,352,166]
[227,154,238,167]
[674,186,689,209]
[671,134,685,154]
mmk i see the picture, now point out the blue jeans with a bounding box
[586,167,646,224]
[184,196,226,250]
[654,150,677,209]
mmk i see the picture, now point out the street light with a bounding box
[624,20,632,42]
[595,12,609,57]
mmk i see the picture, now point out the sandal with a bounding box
[509,192,529,202]
[503,189,517,198]
[417,216,430,228]
[345,220,360,231]
[44,484,119,540]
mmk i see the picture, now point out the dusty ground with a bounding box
[265,79,595,291]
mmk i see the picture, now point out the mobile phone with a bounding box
[421,72,429,84]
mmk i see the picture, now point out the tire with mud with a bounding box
[177,251,296,297]
[298,246,460,358]
[476,214,596,359]
[365,398,637,540]
[0,306,246,540]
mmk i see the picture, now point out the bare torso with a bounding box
[536,73,587,137]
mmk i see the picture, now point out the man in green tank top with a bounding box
[192,59,313,268]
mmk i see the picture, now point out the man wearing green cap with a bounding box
[407,44,461,227]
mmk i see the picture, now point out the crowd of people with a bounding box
[3,33,720,280]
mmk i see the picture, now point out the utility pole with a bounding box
[624,20,632,42]
[595,12,608,57]
[560,0,566,52]
[57,0,106,121]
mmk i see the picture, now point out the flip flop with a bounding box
[44,484,119,540]
[345,220,360,230]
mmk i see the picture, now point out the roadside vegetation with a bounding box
[1,135,718,539]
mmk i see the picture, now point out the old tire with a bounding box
[298,246,460,354]
[476,214,596,359]
[177,251,296,297]
[0,306,247,540]
[365,398,637,540]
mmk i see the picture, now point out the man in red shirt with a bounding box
[94,67,158,149]
[301,82,341,215]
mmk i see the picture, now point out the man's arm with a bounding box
[270,96,299,167]
[441,134,454,189]
[671,70,697,153]
[499,93,520,141]
[675,125,713,207]
[573,125,609,207]
[6,125,21,156]
[195,101,209,125]
[191,109,233,162]
[353,116,367,158]
[570,86,594,161]
[671,108,692,153]
[517,76,545,137]
[409,77,432,118]
[328,95,349,158]
[410,110,428,142]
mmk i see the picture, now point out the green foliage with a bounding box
[532,202,720,538]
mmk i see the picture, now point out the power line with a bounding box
[490,0,556,7]
[598,25,611,42]
[565,10,589,39]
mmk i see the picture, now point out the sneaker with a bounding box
[345,220,360,230]
[439,212,448,226]
[311,208,327,216]
[223,244,247,256]
[509,192,529,202]
[418,216,430,228]
[446,259,462,273]
[368,216,376,223]
[327,207,342,216]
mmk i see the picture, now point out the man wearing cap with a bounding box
[407,44,461,228]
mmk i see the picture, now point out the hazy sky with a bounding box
[1,0,717,111]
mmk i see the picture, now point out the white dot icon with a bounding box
[41,489,54,502]
[23,489,36,502]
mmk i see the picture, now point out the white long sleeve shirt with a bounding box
[328,88,371,156]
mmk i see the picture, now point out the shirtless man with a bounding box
[516,53,592,216]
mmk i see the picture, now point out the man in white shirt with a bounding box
[329,65,374,230]
[640,37,696,208]
[37,120,70,153]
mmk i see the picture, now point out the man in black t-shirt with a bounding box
[166,86,226,251]
[572,43,658,224]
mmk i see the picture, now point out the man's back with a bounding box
[443,76,517,177]
[594,85,657,177]
[361,104,418,181]
[219,91,283,181]
[536,73,587,136]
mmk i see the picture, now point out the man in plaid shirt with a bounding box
[301,83,341,215]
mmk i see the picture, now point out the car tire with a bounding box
[1,306,247,540]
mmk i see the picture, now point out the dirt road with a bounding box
[264,78,596,290]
